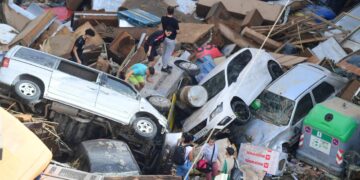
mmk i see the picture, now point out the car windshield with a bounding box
[202,71,226,100]
[254,90,295,126]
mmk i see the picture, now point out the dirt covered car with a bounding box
[234,63,347,152]
[182,48,283,142]
[0,46,168,140]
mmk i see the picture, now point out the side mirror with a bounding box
[294,127,301,134]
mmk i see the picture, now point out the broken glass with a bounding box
[255,90,295,126]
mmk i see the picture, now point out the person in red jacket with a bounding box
[144,27,173,67]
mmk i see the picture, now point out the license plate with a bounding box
[309,135,331,155]
[194,128,209,140]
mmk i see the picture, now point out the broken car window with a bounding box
[202,70,226,100]
[57,61,99,82]
[14,47,59,68]
[103,75,137,98]
[255,90,295,126]
[227,49,252,86]
[312,82,335,103]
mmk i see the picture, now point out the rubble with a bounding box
[1,0,360,179]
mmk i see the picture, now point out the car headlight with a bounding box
[209,102,223,121]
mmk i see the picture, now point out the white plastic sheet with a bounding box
[0,24,19,45]
[92,0,125,12]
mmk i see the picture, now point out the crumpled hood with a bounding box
[240,118,287,147]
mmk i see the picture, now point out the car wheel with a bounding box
[14,79,41,103]
[231,100,250,125]
[268,61,283,80]
[148,96,171,112]
[177,61,200,76]
[132,117,158,140]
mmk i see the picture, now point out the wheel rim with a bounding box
[18,82,37,97]
[136,119,154,134]
[180,62,198,70]
[233,102,249,120]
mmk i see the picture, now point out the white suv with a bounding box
[0,46,168,139]
[182,48,283,141]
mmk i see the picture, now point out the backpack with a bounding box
[173,144,190,165]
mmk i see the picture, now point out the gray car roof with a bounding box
[267,63,326,101]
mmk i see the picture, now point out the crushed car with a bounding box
[182,48,283,142]
[235,63,348,153]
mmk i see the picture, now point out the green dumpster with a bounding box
[296,97,360,177]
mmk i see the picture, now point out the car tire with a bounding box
[177,61,200,76]
[231,100,250,125]
[132,117,158,140]
[268,61,283,80]
[14,79,41,103]
[148,96,171,112]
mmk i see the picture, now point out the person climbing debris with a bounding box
[143,27,173,67]
[125,63,155,91]
[71,28,95,65]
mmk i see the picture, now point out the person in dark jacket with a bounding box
[161,6,179,73]
[71,28,95,65]
[144,27,173,67]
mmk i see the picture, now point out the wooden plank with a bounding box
[241,9,263,28]
[339,79,360,101]
[291,36,328,45]
[270,53,308,68]
[241,27,282,50]
[176,23,214,44]
[40,34,76,59]
[309,12,349,34]
[109,31,136,63]
[10,11,56,47]
[197,0,283,22]
[218,23,257,48]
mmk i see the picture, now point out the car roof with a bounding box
[267,63,327,100]
[199,48,265,84]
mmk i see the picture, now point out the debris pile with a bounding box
[1,0,360,179]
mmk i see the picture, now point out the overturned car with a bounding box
[0,46,169,172]
[182,48,283,142]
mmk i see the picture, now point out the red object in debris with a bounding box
[196,44,223,59]
[44,7,73,22]
[1,57,10,68]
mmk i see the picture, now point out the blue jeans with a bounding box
[176,161,192,180]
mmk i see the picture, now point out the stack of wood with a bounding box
[247,13,349,53]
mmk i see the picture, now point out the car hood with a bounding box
[183,91,224,132]
[240,118,287,147]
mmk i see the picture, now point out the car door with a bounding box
[95,74,139,124]
[47,61,99,110]
[289,93,314,145]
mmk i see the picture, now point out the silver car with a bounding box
[235,63,348,152]
[0,46,167,139]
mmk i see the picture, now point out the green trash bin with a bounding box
[296,97,360,177]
